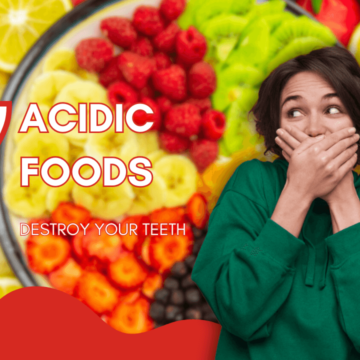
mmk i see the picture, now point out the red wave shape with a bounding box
[0,287,221,359]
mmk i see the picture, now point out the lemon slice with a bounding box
[0,277,22,299]
[348,23,360,64]
[0,0,72,72]
[0,70,9,97]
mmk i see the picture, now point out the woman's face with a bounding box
[279,71,354,137]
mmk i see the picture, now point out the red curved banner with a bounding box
[0,287,221,359]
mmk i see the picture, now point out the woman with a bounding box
[191,46,360,360]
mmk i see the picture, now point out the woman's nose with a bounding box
[306,114,325,137]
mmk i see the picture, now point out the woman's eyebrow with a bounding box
[281,93,339,109]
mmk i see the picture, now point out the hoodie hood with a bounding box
[273,157,360,290]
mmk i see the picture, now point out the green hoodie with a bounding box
[191,158,360,359]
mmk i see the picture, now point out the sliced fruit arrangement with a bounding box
[178,0,338,156]
[23,195,216,332]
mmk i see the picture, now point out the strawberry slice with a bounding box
[141,235,151,266]
[186,193,209,229]
[76,271,120,314]
[142,272,163,299]
[51,202,91,228]
[108,252,149,289]
[120,215,150,255]
[82,220,122,263]
[150,206,186,224]
[107,291,154,333]
[26,234,71,274]
[49,258,83,296]
[149,223,194,274]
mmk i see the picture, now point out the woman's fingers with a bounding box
[311,127,356,152]
[275,136,294,155]
[276,128,301,150]
[337,153,358,179]
[284,126,309,143]
[282,150,291,162]
[328,143,358,171]
[325,133,360,159]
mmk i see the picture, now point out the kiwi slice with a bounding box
[219,138,232,157]
[177,0,204,29]
[194,0,234,28]
[267,36,328,74]
[262,12,296,33]
[220,63,265,87]
[215,37,239,62]
[226,18,271,70]
[245,0,287,23]
[212,84,259,113]
[200,14,248,39]
[223,103,260,154]
[270,16,337,53]
[230,0,256,14]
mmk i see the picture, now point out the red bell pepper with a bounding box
[297,0,360,46]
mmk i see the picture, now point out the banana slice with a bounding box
[13,131,70,178]
[69,143,85,166]
[4,168,48,218]
[147,149,167,165]
[54,80,110,146]
[46,179,74,213]
[127,169,167,215]
[133,130,160,156]
[85,123,139,165]
[13,104,51,144]
[29,70,80,107]
[72,169,135,220]
[153,155,197,207]
[43,48,98,82]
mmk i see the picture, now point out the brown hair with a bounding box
[249,46,360,163]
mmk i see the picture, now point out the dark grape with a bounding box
[192,237,205,255]
[171,261,188,278]
[175,312,184,321]
[201,302,212,314]
[164,277,179,290]
[185,287,201,305]
[170,289,185,305]
[204,311,218,323]
[149,302,165,322]
[165,305,183,322]
[181,274,196,288]
[185,307,202,320]
[192,227,205,238]
[154,288,170,304]
[185,254,196,269]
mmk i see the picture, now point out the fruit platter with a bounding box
[0,0,340,333]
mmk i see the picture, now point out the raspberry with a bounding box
[157,96,173,114]
[176,26,207,66]
[99,56,124,88]
[133,96,162,131]
[159,131,190,153]
[139,84,155,98]
[154,52,172,70]
[189,139,219,172]
[164,103,201,138]
[201,110,226,141]
[72,0,86,5]
[107,81,138,111]
[133,6,165,37]
[75,38,114,73]
[100,17,137,49]
[118,51,156,90]
[188,61,216,99]
[152,65,187,101]
[160,0,186,21]
[185,97,211,114]
[153,22,180,54]
[130,37,154,57]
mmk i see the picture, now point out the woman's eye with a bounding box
[328,106,340,114]
[288,110,301,117]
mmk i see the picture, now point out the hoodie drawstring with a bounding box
[303,241,329,290]
[305,243,316,287]
[319,245,329,290]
